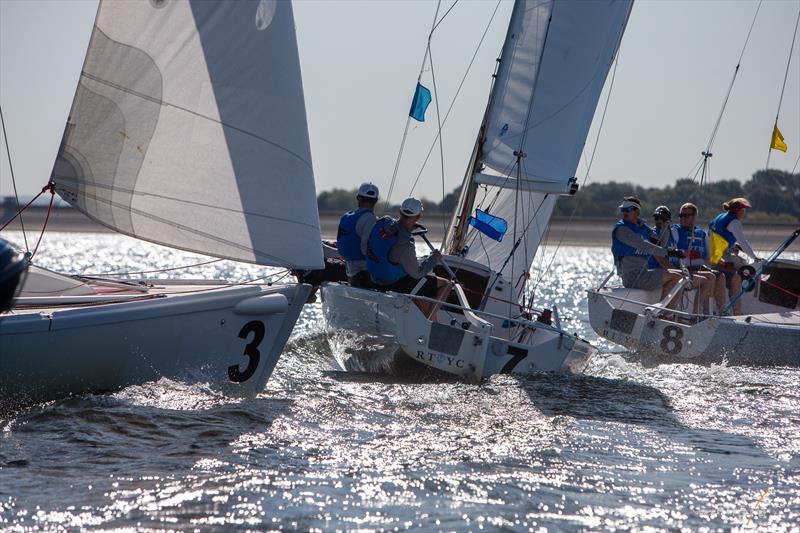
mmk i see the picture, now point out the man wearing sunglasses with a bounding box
[673,203,726,314]
[611,196,685,306]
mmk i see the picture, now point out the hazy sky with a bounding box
[1,0,798,206]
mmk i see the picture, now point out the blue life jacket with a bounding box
[674,224,708,264]
[708,211,737,247]
[337,208,371,261]
[366,217,409,285]
[648,225,678,269]
[611,219,653,263]
[708,211,739,264]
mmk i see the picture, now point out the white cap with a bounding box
[357,182,379,199]
[400,197,423,217]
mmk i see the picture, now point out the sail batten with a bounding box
[51,0,323,269]
[449,0,633,290]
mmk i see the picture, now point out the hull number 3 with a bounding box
[228,320,266,382]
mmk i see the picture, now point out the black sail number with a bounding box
[660,325,683,355]
[228,320,266,382]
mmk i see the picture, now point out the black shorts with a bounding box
[380,275,438,298]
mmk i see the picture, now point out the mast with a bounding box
[446,0,633,300]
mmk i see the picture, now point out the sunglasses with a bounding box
[620,206,638,213]
[679,213,695,218]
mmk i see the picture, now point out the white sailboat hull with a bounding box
[321,268,594,381]
[1,281,310,409]
[586,258,800,366]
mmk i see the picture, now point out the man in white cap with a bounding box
[366,197,450,318]
[611,195,685,308]
[336,182,379,287]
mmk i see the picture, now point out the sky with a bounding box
[1,0,798,206]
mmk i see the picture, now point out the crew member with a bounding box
[367,197,450,318]
[648,205,678,269]
[674,203,725,314]
[611,196,685,308]
[337,182,379,287]
[708,197,759,315]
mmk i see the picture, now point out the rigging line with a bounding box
[431,0,460,33]
[408,0,504,196]
[766,8,800,170]
[792,152,800,174]
[0,105,30,251]
[384,0,442,211]
[694,0,762,184]
[82,258,224,277]
[533,52,622,291]
[427,47,448,236]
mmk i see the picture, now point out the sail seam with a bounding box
[80,71,313,172]
[53,177,319,230]
[63,195,316,267]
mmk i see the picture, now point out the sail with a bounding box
[454,0,632,286]
[50,0,323,269]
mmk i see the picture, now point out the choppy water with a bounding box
[1,232,799,531]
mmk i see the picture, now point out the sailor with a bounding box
[0,238,28,313]
[673,203,725,314]
[366,197,450,318]
[611,196,685,307]
[648,205,679,269]
[337,182,379,287]
[708,197,759,315]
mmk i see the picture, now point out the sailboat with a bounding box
[586,5,800,367]
[0,0,322,407]
[320,0,634,380]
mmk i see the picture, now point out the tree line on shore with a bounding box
[318,169,799,223]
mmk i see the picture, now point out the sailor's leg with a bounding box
[661,270,684,310]
[712,272,727,314]
[691,272,712,314]
[729,272,743,315]
[426,277,453,321]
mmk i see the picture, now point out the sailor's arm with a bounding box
[616,226,668,256]
[389,241,436,279]
[728,219,758,260]
[357,213,377,257]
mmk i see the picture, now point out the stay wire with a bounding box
[766,8,799,170]
[427,47,448,236]
[384,0,442,211]
[0,104,30,251]
[694,0,762,186]
[408,0,503,197]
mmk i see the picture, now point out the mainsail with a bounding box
[51,0,323,269]
[447,0,633,290]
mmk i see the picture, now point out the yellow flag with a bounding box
[770,124,787,152]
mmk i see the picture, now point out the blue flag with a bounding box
[468,209,507,242]
[409,82,432,122]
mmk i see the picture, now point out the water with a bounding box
[1,232,798,531]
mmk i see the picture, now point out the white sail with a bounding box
[50,0,323,269]
[453,0,632,287]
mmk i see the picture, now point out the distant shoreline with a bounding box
[2,207,798,251]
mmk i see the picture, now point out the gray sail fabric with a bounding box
[51,0,323,269]
[461,0,633,289]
